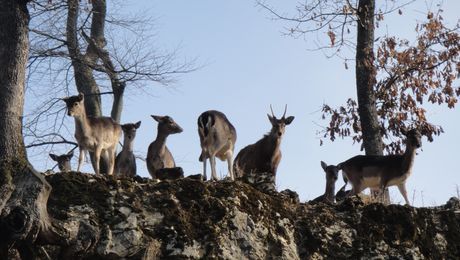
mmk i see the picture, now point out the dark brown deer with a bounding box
[311,161,340,203]
[49,151,74,172]
[115,121,141,177]
[198,110,237,181]
[146,115,183,179]
[338,128,422,205]
[62,93,122,175]
[233,105,294,179]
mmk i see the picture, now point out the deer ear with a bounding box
[284,116,294,125]
[151,115,162,122]
[321,161,327,171]
[67,151,74,158]
[77,92,84,101]
[135,121,141,129]
[49,154,58,161]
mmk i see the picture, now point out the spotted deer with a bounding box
[146,115,183,179]
[49,151,74,172]
[338,128,422,205]
[312,161,340,203]
[233,105,294,179]
[62,93,122,175]
[198,110,237,181]
[115,121,141,177]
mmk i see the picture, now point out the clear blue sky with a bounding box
[28,1,460,206]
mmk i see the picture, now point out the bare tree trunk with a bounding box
[355,0,384,156]
[66,0,102,118]
[0,1,63,258]
[356,0,389,202]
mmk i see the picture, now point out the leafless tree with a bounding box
[25,0,196,164]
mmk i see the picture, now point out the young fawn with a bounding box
[115,121,141,177]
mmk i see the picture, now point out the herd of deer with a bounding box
[49,93,422,205]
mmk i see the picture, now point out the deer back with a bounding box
[198,110,236,160]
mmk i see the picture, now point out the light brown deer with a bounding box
[233,105,294,179]
[115,121,141,177]
[49,151,74,172]
[62,93,121,175]
[338,128,422,205]
[198,110,237,181]
[146,115,183,179]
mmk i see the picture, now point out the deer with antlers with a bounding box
[233,105,294,179]
[62,93,122,175]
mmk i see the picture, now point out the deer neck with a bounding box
[122,137,135,152]
[73,112,92,139]
[324,179,336,202]
[402,143,417,173]
[154,131,169,151]
[264,132,281,155]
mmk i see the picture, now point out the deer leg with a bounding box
[226,151,234,181]
[94,146,103,175]
[77,147,85,172]
[107,147,116,176]
[202,158,207,181]
[397,183,410,206]
[210,155,218,181]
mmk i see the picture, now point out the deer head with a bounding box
[401,127,422,148]
[49,151,74,172]
[151,115,183,135]
[267,105,294,138]
[121,121,141,142]
[62,92,84,117]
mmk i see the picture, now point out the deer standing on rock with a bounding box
[115,121,141,177]
[233,105,294,179]
[62,93,121,175]
[338,128,422,205]
[198,110,237,181]
[146,115,183,179]
[49,151,74,172]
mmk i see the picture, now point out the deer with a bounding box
[146,115,183,179]
[197,110,237,181]
[311,161,340,203]
[62,93,122,175]
[115,121,141,177]
[49,151,74,172]
[233,105,294,179]
[338,128,422,205]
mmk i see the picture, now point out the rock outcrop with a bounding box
[30,173,460,259]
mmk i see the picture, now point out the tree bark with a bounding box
[66,0,102,118]
[355,0,384,156]
[0,1,64,258]
[355,0,389,202]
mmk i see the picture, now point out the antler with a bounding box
[282,104,287,119]
[270,104,275,118]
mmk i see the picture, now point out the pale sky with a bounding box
[26,1,460,206]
